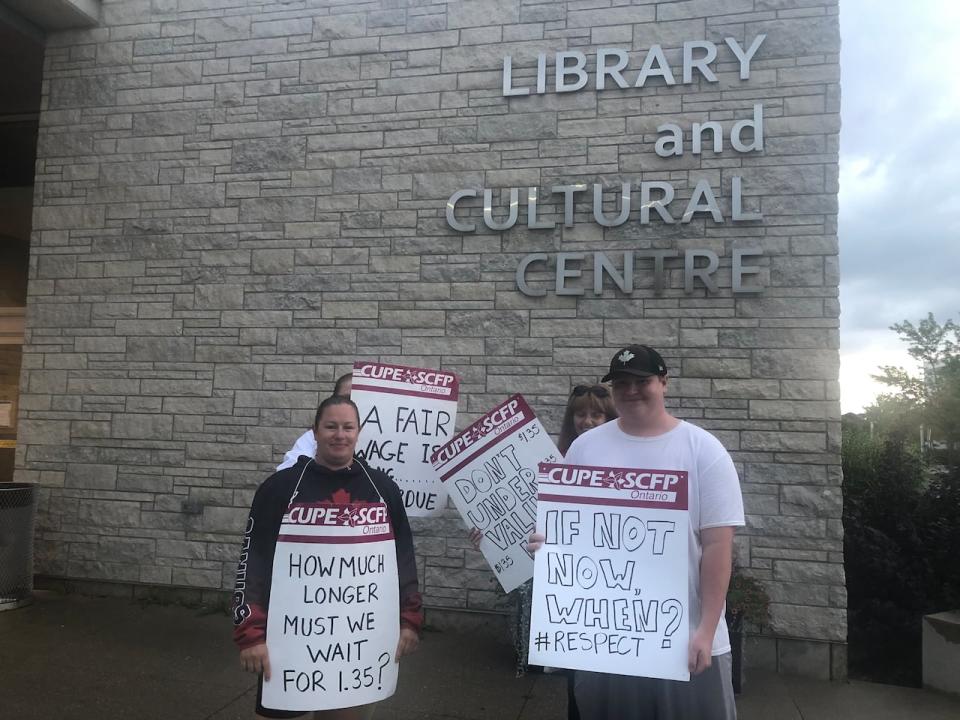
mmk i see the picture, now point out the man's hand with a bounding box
[395,627,419,661]
[689,525,735,675]
[688,626,714,675]
[529,531,545,553]
[240,642,271,680]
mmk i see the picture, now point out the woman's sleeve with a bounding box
[386,483,424,634]
[232,478,284,649]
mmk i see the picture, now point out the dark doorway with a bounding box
[0,14,43,480]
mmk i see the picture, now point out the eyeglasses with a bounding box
[571,384,610,398]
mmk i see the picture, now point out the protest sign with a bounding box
[431,394,560,593]
[351,361,459,517]
[528,462,690,681]
[262,501,400,711]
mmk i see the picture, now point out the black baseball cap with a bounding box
[601,345,668,382]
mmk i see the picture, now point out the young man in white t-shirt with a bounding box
[535,344,745,720]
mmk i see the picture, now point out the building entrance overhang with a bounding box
[0,0,99,35]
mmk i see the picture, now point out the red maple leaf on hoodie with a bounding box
[330,488,353,505]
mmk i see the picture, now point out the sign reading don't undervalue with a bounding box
[431,395,560,592]
[352,361,459,517]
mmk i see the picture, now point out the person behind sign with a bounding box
[277,373,353,472]
[557,384,618,455]
[468,384,616,692]
[557,383,617,720]
[233,394,422,720]
[530,345,745,720]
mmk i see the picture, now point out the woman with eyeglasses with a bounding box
[469,383,617,717]
[551,384,619,720]
[557,384,618,455]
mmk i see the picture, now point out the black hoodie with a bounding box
[233,455,422,649]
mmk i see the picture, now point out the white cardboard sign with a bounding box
[262,501,400,711]
[528,462,691,681]
[351,361,459,517]
[431,394,560,593]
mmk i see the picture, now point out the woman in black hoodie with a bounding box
[233,394,422,719]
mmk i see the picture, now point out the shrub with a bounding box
[843,421,960,685]
[725,570,770,633]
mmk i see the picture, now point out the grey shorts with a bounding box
[574,652,736,720]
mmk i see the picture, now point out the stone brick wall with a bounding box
[18,0,843,674]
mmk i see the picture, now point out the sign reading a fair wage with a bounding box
[431,395,560,593]
[262,501,400,711]
[528,463,690,681]
[351,361,459,517]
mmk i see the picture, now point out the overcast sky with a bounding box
[838,0,960,411]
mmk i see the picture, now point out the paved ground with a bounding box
[2,592,959,719]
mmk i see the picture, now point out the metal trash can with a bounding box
[0,483,38,611]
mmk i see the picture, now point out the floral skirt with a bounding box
[511,579,533,676]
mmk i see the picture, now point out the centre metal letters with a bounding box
[441,34,771,299]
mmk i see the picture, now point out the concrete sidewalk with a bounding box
[1,592,959,719]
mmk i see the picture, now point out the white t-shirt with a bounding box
[564,419,745,656]
[277,429,316,471]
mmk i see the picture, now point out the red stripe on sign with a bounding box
[433,394,532,470]
[437,418,531,482]
[277,532,395,544]
[537,492,688,511]
[351,382,454,401]
[537,463,689,508]
[352,361,459,398]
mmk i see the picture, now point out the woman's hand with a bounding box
[468,527,483,551]
[395,627,420,661]
[529,532,545,553]
[240,643,271,680]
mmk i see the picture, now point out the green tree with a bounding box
[844,313,960,686]
[869,313,960,467]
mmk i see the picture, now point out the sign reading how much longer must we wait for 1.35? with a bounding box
[351,361,459,518]
[528,463,690,681]
[262,501,400,711]
[431,395,561,593]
